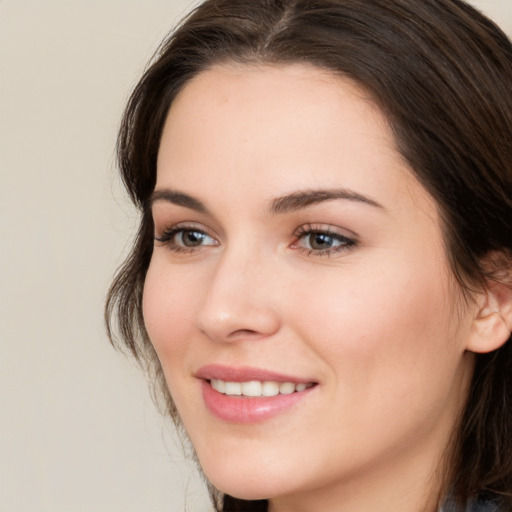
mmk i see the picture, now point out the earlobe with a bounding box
[466,280,512,354]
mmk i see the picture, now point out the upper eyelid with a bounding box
[151,208,223,237]
[293,227,357,244]
[150,194,366,232]
[293,223,359,240]
[155,224,215,240]
[153,219,360,246]
[154,220,212,233]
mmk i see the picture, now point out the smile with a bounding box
[196,365,318,423]
[210,379,315,397]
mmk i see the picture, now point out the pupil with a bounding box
[310,233,332,250]
[184,231,205,246]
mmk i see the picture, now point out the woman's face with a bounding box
[144,64,477,509]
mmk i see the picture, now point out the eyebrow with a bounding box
[269,188,384,214]
[150,188,209,213]
[149,187,383,215]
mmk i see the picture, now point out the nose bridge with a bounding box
[195,239,280,342]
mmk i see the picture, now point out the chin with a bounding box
[199,457,293,502]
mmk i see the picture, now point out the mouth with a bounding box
[196,365,318,423]
[209,379,315,397]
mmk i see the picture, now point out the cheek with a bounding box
[142,259,199,368]
[291,250,465,404]
[279,262,470,482]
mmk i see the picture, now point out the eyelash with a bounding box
[154,224,217,254]
[154,223,357,257]
[291,224,357,257]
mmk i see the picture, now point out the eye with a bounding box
[292,225,357,256]
[173,230,213,247]
[155,225,218,252]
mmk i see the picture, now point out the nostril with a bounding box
[232,329,259,337]
[226,328,271,342]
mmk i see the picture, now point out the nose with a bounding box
[195,245,281,343]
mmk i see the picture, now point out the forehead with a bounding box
[156,63,434,219]
[158,63,394,163]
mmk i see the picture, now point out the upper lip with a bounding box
[196,364,317,384]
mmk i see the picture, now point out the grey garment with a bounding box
[440,494,504,512]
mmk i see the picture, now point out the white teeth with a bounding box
[224,381,242,395]
[211,379,226,393]
[279,382,295,395]
[210,379,313,397]
[262,381,280,397]
[241,381,262,397]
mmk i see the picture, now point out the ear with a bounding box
[466,278,512,354]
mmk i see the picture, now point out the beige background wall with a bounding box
[1,1,511,511]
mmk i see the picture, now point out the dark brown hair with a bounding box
[105,1,512,510]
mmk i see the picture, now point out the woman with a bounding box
[105,0,512,511]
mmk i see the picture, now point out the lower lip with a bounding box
[201,380,315,424]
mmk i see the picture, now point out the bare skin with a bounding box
[143,63,502,512]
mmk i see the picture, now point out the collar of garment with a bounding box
[440,493,503,512]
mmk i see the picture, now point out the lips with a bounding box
[196,365,317,423]
[196,364,316,383]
